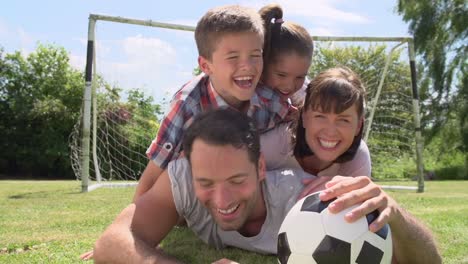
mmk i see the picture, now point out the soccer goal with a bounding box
[69,14,425,193]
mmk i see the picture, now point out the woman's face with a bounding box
[302,104,362,162]
[262,53,311,99]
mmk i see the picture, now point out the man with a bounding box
[93,109,441,263]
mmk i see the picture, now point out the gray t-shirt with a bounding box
[167,158,314,254]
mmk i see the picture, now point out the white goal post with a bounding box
[75,14,425,193]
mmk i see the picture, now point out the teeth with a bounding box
[319,139,338,148]
[234,76,252,81]
[218,204,239,214]
[278,89,290,95]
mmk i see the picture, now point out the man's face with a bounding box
[198,32,264,110]
[190,139,265,231]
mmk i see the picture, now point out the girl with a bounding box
[259,4,313,108]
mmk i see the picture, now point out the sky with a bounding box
[1,0,411,108]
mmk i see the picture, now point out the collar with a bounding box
[207,79,257,113]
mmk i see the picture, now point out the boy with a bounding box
[135,5,290,199]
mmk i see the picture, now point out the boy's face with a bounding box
[190,139,266,232]
[199,32,263,109]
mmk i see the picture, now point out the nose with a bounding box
[322,120,339,136]
[239,56,261,72]
[213,184,234,209]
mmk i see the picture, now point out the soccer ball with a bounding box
[277,192,392,264]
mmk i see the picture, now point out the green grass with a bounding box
[1,180,467,263]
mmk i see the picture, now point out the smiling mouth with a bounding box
[277,89,291,96]
[233,76,254,89]
[217,204,240,215]
[319,138,339,149]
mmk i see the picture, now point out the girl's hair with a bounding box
[293,67,367,163]
[258,4,313,71]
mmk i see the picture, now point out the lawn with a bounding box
[0,180,467,263]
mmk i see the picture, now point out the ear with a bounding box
[257,154,266,182]
[198,56,212,75]
[356,117,364,136]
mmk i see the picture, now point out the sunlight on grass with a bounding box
[1,180,467,263]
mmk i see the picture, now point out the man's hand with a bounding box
[297,176,333,200]
[318,176,399,232]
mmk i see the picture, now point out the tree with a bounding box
[0,44,84,177]
[397,0,467,140]
[397,0,468,176]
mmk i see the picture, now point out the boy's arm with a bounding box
[133,161,163,202]
[135,100,193,201]
[94,170,182,264]
[320,176,442,264]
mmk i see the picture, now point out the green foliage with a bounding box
[0,44,84,178]
[0,44,162,179]
[423,116,467,180]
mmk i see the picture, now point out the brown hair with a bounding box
[258,4,313,71]
[293,67,366,162]
[194,5,264,60]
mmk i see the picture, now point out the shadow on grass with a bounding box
[8,190,82,199]
[9,191,51,199]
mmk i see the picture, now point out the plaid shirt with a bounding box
[146,73,291,169]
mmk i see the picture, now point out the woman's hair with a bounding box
[293,66,367,163]
[258,4,313,72]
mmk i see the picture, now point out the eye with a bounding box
[198,181,213,189]
[227,56,238,60]
[230,177,246,185]
[338,118,351,124]
[276,73,286,78]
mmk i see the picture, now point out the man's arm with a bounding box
[319,176,442,264]
[94,170,182,264]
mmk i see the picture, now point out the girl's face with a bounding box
[263,53,311,99]
[302,103,362,162]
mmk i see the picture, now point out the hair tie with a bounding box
[275,18,284,24]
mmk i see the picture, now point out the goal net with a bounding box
[69,14,425,192]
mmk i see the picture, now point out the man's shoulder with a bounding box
[265,168,312,190]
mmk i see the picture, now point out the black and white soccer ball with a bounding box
[277,192,392,264]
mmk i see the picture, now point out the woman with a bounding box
[261,67,371,198]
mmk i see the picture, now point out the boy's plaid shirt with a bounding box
[146,73,291,169]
